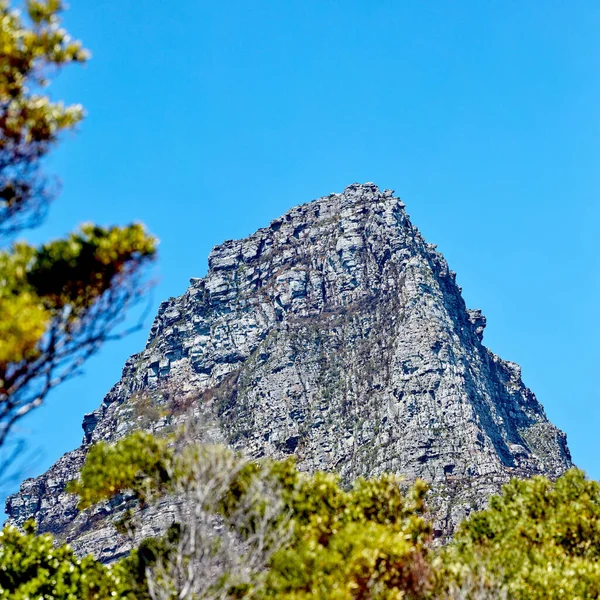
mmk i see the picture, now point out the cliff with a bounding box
[6,183,572,561]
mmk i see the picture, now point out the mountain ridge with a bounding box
[6,183,572,560]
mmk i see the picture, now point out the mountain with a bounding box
[5,183,572,561]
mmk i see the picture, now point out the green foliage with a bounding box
[256,470,433,599]
[0,0,89,232]
[442,468,600,599]
[117,525,183,600]
[0,222,156,449]
[22,432,600,599]
[0,0,157,452]
[28,223,157,309]
[0,225,156,367]
[68,430,173,509]
[71,431,435,599]
[0,521,135,599]
[0,242,45,365]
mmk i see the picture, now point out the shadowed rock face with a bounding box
[5,183,572,559]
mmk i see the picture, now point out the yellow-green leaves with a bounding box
[262,471,433,599]
[0,290,47,365]
[0,0,88,106]
[0,242,44,365]
[0,521,135,599]
[71,432,435,599]
[0,0,88,153]
[27,0,65,26]
[0,223,156,370]
[442,469,600,599]
[27,222,157,309]
[68,431,172,510]
[0,0,89,235]
[50,431,600,599]
[0,0,158,450]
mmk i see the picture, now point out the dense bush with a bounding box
[441,469,600,600]
[0,521,135,599]
[68,430,435,599]
[258,469,433,599]
[3,430,600,599]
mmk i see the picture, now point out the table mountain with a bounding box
[6,183,572,560]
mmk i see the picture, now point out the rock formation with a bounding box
[5,183,572,560]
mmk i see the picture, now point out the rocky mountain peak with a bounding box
[5,183,571,560]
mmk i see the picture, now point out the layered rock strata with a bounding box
[6,183,572,560]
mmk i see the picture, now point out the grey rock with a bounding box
[5,183,572,558]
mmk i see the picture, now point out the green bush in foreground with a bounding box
[0,521,135,599]
[259,470,433,599]
[442,468,600,600]
[68,431,435,598]
[3,429,600,599]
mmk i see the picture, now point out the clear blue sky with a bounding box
[3,1,598,507]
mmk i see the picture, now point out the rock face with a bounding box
[6,183,572,559]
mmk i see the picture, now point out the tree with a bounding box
[257,468,433,600]
[441,469,600,600]
[69,429,435,599]
[0,0,87,238]
[13,425,600,599]
[0,0,156,459]
[69,430,292,600]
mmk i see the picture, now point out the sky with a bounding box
[2,0,598,507]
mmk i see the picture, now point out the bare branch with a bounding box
[106,420,292,600]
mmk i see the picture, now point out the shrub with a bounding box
[441,469,600,600]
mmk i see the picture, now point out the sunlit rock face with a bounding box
[6,183,572,559]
